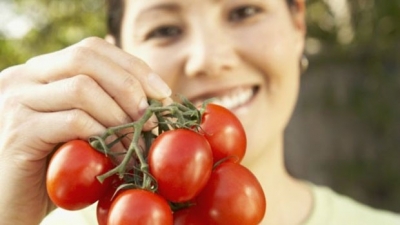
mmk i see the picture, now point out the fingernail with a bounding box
[138,97,149,116]
[148,72,171,97]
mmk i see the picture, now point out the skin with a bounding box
[0,0,311,224]
[119,0,311,223]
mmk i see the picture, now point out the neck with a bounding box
[247,134,313,225]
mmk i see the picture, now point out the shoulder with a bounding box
[303,183,400,225]
[40,204,96,225]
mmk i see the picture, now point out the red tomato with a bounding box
[173,207,207,225]
[148,129,213,203]
[107,189,173,225]
[174,207,206,225]
[200,104,247,163]
[96,178,123,225]
[46,140,114,210]
[195,161,266,225]
[96,187,116,225]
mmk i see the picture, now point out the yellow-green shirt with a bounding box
[41,184,400,225]
[303,185,400,225]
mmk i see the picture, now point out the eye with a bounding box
[145,25,182,40]
[229,5,262,22]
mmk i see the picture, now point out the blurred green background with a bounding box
[1,0,399,213]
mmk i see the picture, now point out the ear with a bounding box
[291,0,307,36]
[105,34,116,45]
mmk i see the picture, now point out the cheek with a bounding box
[237,20,302,104]
[235,12,303,76]
[235,23,302,159]
[241,25,300,77]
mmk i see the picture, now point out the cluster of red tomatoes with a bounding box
[46,103,266,225]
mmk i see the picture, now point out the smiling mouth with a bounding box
[193,86,259,110]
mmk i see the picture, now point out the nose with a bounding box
[184,27,239,77]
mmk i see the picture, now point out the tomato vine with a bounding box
[46,97,265,225]
[90,97,205,190]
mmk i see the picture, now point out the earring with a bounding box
[300,55,309,73]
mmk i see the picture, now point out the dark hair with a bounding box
[107,0,124,46]
[107,0,296,44]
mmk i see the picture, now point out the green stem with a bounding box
[95,98,205,190]
[97,106,154,185]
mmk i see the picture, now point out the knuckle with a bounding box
[126,56,147,68]
[0,92,20,112]
[66,75,97,98]
[64,109,82,130]
[79,37,104,48]
[126,56,149,75]
[0,65,24,94]
[66,46,93,73]
[0,93,28,129]
[64,109,94,131]
[68,46,92,60]
[4,92,21,106]
[121,75,142,95]
[124,57,152,88]
[0,67,30,109]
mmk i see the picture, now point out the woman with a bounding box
[0,0,399,224]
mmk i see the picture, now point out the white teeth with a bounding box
[211,87,254,109]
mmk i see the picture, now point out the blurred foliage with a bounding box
[307,0,400,53]
[0,0,106,70]
[0,0,399,212]
[304,0,400,212]
[306,0,400,144]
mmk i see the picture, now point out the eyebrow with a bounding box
[138,3,181,17]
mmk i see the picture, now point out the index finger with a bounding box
[26,37,171,122]
[77,37,172,99]
[28,37,171,100]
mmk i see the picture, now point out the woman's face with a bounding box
[119,0,305,166]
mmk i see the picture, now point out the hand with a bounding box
[0,37,171,225]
